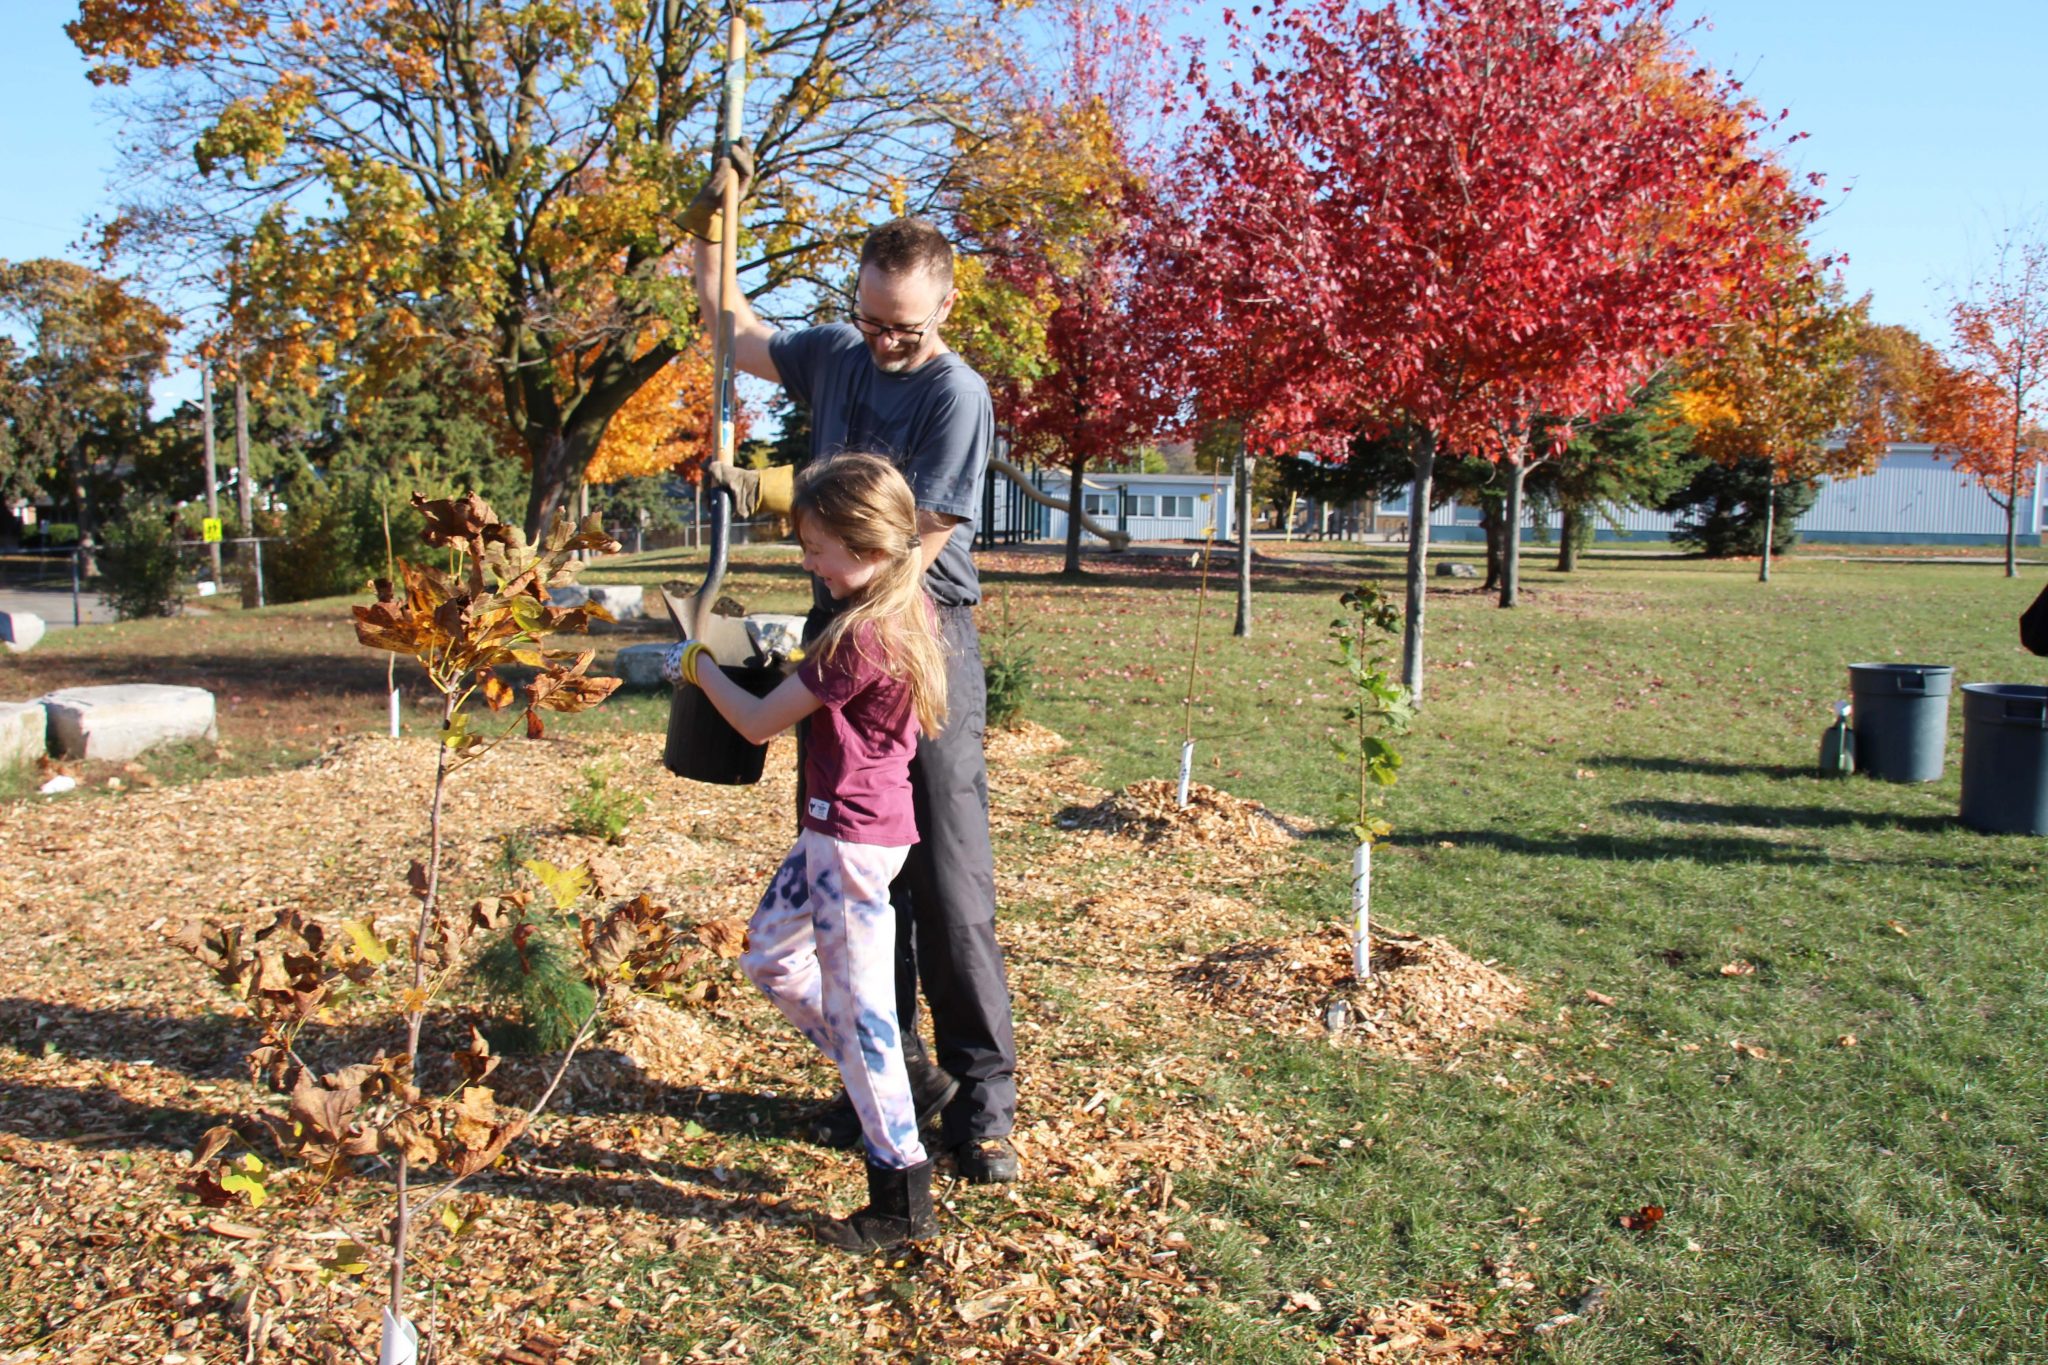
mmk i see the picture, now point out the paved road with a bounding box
[0,588,116,628]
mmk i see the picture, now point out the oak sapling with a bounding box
[1330,582,1413,978]
[163,492,688,1361]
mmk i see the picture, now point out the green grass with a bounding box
[1012,544,2047,1363]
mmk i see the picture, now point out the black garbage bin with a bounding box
[1848,663,1954,783]
[1959,684,2048,835]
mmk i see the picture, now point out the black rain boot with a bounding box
[816,1158,938,1252]
[809,1057,961,1151]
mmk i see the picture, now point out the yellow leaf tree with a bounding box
[73,0,1017,536]
[1676,275,1886,581]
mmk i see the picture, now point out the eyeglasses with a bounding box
[848,296,946,343]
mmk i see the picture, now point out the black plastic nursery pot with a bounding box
[663,662,786,786]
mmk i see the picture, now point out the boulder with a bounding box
[40,684,217,762]
[1436,561,1481,579]
[551,583,646,623]
[0,611,46,654]
[0,702,45,771]
[613,642,675,690]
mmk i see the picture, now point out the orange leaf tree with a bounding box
[1928,229,2048,576]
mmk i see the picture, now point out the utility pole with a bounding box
[234,367,259,607]
[200,362,222,585]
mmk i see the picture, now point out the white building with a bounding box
[1026,470,1237,544]
[1381,444,2046,547]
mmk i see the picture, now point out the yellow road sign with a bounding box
[202,517,223,542]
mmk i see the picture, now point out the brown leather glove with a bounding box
[680,142,756,243]
[703,461,793,519]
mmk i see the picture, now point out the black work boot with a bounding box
[951,1136,1020,1185]
[815,1158,938,1252]
[808,1058,961,1150]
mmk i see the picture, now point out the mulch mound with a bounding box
[982,718,1067,767]
[1055,779,1304,849]
[1176,922,1528,1057]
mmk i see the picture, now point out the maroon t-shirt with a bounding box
[797,620,920,846]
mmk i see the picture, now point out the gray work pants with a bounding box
[801,604,1019,1147]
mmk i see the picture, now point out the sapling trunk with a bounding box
[384,688,456,1349]
[1352,842,1371,979]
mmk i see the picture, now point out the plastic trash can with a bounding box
[1958,684,2048,835]
[1847,663,1954,783]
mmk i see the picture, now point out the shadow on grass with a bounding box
[1581,753,1813,781]
[1613,798,1956,834]
[1386,827,1835,866]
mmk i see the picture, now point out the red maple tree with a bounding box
[1173,0,1809,695]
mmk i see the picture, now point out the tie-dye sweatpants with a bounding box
[740,829,925,1170]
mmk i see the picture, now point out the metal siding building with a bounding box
[1408,444,2045,545]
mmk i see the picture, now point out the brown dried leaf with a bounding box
[695,917,749,960]
[453,1028,500,1084]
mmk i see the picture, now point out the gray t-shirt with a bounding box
[768,323,992,609]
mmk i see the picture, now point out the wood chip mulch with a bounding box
[0,723,1529,1364]
[1175,924,1529,1058]
[1054,779,1304,850]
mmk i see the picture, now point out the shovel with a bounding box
[661,10,780,784]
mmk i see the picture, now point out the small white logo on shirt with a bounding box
[808,797,831,820]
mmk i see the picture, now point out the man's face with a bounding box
[853,264,956,375]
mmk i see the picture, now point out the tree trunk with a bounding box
[1480,497,1504,591]
[1063,454,1087,575]
[1500,458,1527,608]
[1400,432,1436,703]
[1234,445,1254,637]
[2006,455,2020,579]
[1558,504,1579,573]
[1758,476,1775,583]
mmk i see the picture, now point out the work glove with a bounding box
[680,141,756,243]
[703,460,794,519]
[661,639,710,687]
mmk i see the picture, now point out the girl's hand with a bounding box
[661,640,700,685]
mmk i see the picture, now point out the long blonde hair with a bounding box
[793,453,949,737]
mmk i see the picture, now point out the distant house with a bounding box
[1375,444,2047,547]
[1023,470,1237,544]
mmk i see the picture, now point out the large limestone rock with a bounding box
[40,685,217,762]
[613,642,674,690]
[1436,561,1480,579]
[550,583,646,623]
[0,612,45,654]
[0,702,45,771]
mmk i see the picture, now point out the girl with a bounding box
[664,452,949,1251]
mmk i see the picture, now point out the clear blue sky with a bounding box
[4,0,2042,397]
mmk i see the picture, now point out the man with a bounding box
[686,151,1021,1184]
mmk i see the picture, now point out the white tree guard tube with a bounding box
[1176,739,1194,809]
[379,1307,419,1365]
[1351,842,1372,979]
[389,688,401,739]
